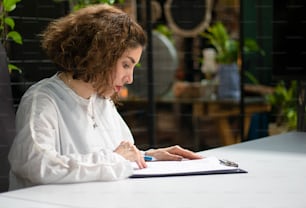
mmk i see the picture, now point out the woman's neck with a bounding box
[60,72,95,99]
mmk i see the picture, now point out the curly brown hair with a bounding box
[41,4,147,98]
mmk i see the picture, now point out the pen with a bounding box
[144,155,155,161]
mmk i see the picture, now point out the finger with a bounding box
[128,145,146,165]
[136,157,147,169]
[167,153,183,161]
[181,149,203,159]
[132,147,147,169]
[157,152,183,161]
[168,146,203,160]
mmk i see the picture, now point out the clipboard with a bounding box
[130,156,247,178]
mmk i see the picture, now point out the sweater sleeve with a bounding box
[8,91,133,189]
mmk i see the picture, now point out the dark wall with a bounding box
[242,0,273,85]
[0,43,15,193]
[272,0,306,80]
[9,0,68,107]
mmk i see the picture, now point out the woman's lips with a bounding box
[115,86,122,92]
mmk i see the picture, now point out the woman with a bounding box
[8,4,202,190]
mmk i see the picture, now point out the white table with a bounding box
[1,131,306,208]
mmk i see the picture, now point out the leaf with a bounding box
[244,38,265,56]
[3,0,21,12]
[244,71,259,84]
[201,21,265,64]
[7,31,23,44]
[8,63,22,74]
[4,17,15,29]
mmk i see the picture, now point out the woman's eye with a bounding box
[123,64,130,69]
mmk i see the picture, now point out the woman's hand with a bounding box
[114,141,147,169]
[145,145,203,161]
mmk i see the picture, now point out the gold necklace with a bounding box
[89,100,98,129]
[64,73,72,88]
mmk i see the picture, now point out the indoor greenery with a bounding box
[200,21,264,64]
[154,24,174,43]
[266,80,298,130]
[0,0,23,72]
[201,22,298,130]
[200,21,265,100]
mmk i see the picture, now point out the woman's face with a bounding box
[105,46,143,97]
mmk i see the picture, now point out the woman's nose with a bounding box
[125,72,133,84]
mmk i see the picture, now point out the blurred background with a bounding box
[1,0,306,191]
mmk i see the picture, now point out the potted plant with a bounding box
[201,21,264,100]
[266,80,298,134]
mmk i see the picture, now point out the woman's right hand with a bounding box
[114,141,147,169]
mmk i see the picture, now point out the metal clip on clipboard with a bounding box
[219,159,239,167]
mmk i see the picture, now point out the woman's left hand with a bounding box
[145,145,203,161]
[114,141,147,169]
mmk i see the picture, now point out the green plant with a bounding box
[0,0,23,72]
[201,21,264,64]
[154,24,174,43]
[54,0,124,11]
[266,80,298,130]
